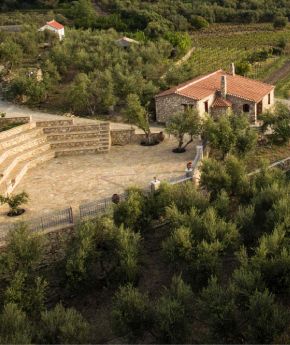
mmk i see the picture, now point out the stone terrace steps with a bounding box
[0,127,44,151]
[50,138,109,150]
[46,131,107,142]
[0,150,55,195]
[43,124,109,134]
[35,119,74,128]
[54,146,106,157]
[0,119,111,194]
[0,143,51,183]
[0,135,48,166]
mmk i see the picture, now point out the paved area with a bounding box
[0,136,197,224]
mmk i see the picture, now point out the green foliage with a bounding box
[113,188,145,230]
[260,102,290,144]
[154,275,194,343]
[0,303,32,344]
[0,191,29,216]
[166,109,201,151]
[273,16,288,30]
[112,284,153,341]
[191,15,209,29]
[235,61,251,76]
[0,223,44,276]
[197,277,239,343]
[66,215,141,289]
[116,225,141,283]
[39,304,90,344]
[162,205,238,287]
[246,290,289,343]
[200,156,250,200]
[123,94,151,140]
[198,275,289,343]
[164,31,192,53]
[0,39,23,67]
[4,272,47,318]
[203,113,257,159]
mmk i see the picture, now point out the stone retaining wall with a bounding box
[0,116,31,125]
[111,129,162,146]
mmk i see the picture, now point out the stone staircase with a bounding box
[0,119,110,195]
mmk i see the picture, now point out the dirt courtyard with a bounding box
[0,136,197,223]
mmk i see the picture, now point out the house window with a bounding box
[268,93,271,105]
[204,101,209,113]
[243,104,250,113]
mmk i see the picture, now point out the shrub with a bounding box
[0,303,32,344]
[4,272,47,318]
[190,15,209,30]
[113,188,145,230]
[112,284,153,340]
[273,16,288,30]
[246,290,289,343]
[116,225,141,283]
[0,191,29,216]
[39,304,90,344]
[0,222,44,276]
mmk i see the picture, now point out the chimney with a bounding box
[221,75,227,98]
[231,63,235,76]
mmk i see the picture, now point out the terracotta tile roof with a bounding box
[212,97,232,108]
[47,20,64,30]
[156,70,274,103]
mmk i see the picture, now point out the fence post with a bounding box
[69,207,74,224]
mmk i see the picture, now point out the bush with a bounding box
[0,223,44,276]
[113,188,145,230]
[112,284,153,341]
[190,15,209,30]
[116,225,141,283]
[0,191,29,216]
[273,16,288,30]
[0,303,32,344]
[39,304,90,344]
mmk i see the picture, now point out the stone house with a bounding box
[39,20,65,41]
[155,65,275,124]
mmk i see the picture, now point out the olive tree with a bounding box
[123,94,152,144]
[166,108,201,153]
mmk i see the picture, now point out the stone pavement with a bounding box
[0,135,197,224]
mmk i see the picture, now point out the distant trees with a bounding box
[0,39,23,67]
[273,16,288,30]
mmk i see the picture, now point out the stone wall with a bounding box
[226,95,256,123]
[111,129,163,146]
[211,106,229,119]
[0,116,31,125]
[155,94,197,123]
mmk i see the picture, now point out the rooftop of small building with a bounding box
[156,69,274,103]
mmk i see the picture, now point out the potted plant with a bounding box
[0,112,6,118]
[0,191,29,217]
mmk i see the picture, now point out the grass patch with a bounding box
[246,142,290,171]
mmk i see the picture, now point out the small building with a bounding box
[39,20,65,41]
[115,36,139,48]
[155,65,275,124]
